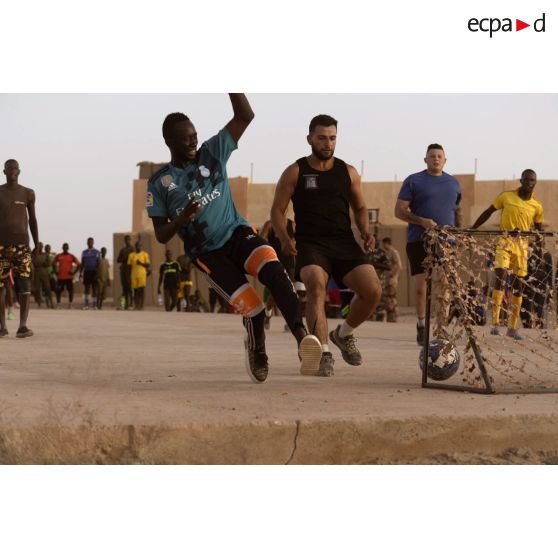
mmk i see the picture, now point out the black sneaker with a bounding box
[16,326,33,338]
[329,325,362,366]
[244,337,269,383]
[318,352,335,377]
[416,323,425,345]
[0,328,8,337]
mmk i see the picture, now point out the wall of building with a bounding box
[114,164,557,309]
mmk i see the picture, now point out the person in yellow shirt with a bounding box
[472,169,544,340]
[127,240,151,310]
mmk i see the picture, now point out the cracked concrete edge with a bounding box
[1,414,558,464]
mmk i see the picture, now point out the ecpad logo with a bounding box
[468,13,546,37]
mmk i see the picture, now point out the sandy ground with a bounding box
[1,308,558,464]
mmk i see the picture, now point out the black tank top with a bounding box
[292,157,353,242]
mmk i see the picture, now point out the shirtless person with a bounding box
[0,160,39,338]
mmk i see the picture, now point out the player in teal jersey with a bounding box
[147,94,321,383]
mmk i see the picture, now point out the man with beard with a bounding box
[472,169,544,340]
[271,114,381,377]
[146,94,321,383]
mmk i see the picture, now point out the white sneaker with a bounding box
[298,334,322,375]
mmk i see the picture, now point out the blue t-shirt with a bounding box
[81,248,100,271]
[146,128,249,259]
[398,170,462,242]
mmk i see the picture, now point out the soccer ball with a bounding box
[419,338,461,381]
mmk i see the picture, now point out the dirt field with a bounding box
[1,308,558,464]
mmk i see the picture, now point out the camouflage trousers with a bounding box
[374,270,398,322]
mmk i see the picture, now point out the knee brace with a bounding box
[245,246,279,277]
[230,283,264,318]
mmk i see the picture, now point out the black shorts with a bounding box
[193,226,280,313]
[83,270,97,286]
[295,239,369,289]
[57,279,74,292]
[406,241,427,276]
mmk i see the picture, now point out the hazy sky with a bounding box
[1,94,557,258]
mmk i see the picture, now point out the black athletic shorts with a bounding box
[83,269,97,286]
[406,241,428,276]
[295,238,369,289]
[193,225,280,309]
[57,279,74,292]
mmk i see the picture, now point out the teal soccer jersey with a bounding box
[146,127,249,259]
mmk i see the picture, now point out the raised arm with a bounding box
[271,163,298,256]
[347,165,374,251]
[225,94,255,144]
[471,205,497,229]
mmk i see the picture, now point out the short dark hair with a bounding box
[309,114,338,133]
[4,159,18,168]
[381,237,392,244]
[162,112,191,139]
[521,168,536,178]
[426,143,444,153]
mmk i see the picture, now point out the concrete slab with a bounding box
[1,309,558,463]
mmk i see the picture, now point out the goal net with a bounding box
[422,228,557,393]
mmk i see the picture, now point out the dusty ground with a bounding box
[1,308,558,464]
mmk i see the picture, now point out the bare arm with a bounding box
[271,164,298,256]
[455,204,463,228]
[225,94,255,144]
[27,189,39,254]
[394,198,437,229]
[534,221,543,231]
[471,205,497,229]
[347,165,374,251]
[260,220,272,241]
[151,199,202,245]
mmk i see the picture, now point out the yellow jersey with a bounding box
[127,251,150,282]
[492,190,543,231]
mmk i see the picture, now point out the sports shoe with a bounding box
[329,325,362,365]
[82,306,89,310]
[318,352,335,377]
[7,312,15,321]
[298,334,322,375]
[416,323,426,345]
[490,326,503,336]
[0,328,8,337]
[506,328,524,341]
[244,336,269,383]
[16,326,33,338]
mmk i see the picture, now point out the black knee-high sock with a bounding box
[243,310,266,351]
[259,261,305,341]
